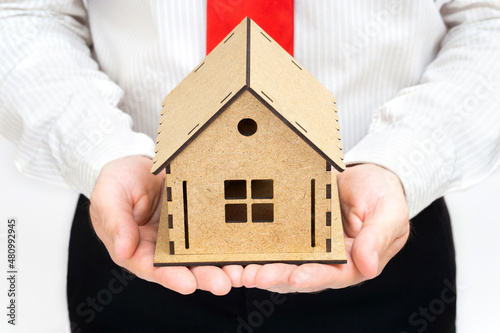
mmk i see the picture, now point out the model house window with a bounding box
[225,179,274,223]
[237,118,258,136]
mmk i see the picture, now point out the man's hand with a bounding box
[89,156,232,295]
[238,163,410,293]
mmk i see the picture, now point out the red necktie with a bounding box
[206,0,294,56]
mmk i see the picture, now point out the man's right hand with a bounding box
[89,156,233,295]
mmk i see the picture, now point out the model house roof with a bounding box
[152,18,345,175]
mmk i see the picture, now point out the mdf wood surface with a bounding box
[154,90,346,265]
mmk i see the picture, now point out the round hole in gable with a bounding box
[237,118,258,136]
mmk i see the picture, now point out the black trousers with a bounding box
[67,196,455,333]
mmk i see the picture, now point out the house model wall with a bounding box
[152,18,346,266]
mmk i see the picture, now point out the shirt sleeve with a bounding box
[343,0,500,218]
[0,0,156,198]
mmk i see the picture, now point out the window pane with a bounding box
[251,179,273,199]
[225,204,247,223]
[224,180,247,199]
[252,203,274,222]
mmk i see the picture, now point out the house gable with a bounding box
[152,18,345,175]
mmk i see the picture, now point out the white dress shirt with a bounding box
[1,0,499,218]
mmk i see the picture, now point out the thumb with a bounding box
[350,223,384,279]
[90,188,141,263]
[109,209,141,262]
[350,199,408,279]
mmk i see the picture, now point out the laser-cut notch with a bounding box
[183,181,189,249]
[194,62,205,73]
[311,179,316,247]
[261,91,273,103]
[260,31,272,42]
[188,123,199,135]
[291,60,302,70]
[295,121,307,133]
[221,91,233,104]
[224,32,235,43]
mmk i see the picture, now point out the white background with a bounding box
[0,134,499,332]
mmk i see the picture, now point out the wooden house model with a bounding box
[152,18,346,266]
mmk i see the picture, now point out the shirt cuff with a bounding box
[343,129,454,219]
[60,116,156,199]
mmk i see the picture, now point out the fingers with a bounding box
[242,264,297,290]
[241,264,261,288]
[253,264,298,289]
[243,264,296,293]
[155,267,198,295]
[106,221,230,295]
[222,265,244,287]
[112,230,198,295]
[190,266,232,295]
[241,261,366,293]
[289,263,364,291]
[91,188,231,296]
